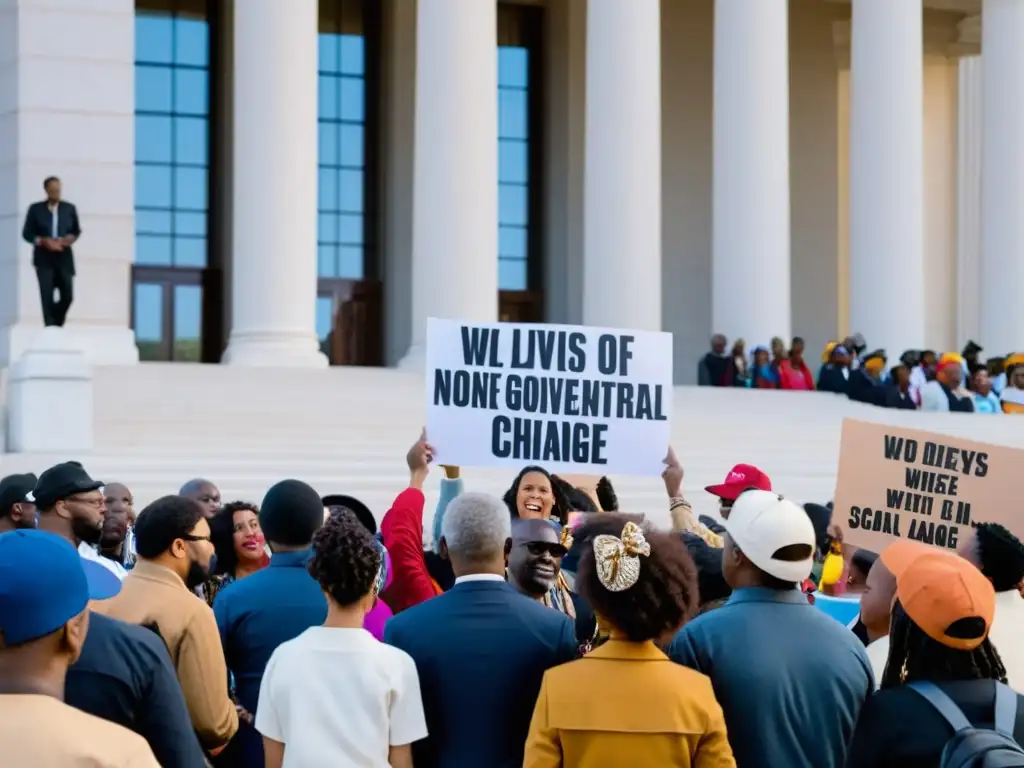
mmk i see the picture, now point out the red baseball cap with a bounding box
[704,464,772,501]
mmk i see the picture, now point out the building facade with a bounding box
[0,0,1013,383]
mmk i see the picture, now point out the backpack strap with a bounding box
[908,681,973,732]
[994,682,1019,737]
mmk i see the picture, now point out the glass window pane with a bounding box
[174,69,208,116]
[499,225,527,259]
[174,211,207,237]
[316,295,334,340]
[499,183,528,227]
[499,139,527,185]
[338,213,362,245]
[318,213,338,243]
[136,65,172,112]
[174,117,208,165]
[499,258,528,291]
[175,18,209,67]
[136,116,172,163]
[339,35,364,75]
[173,237,207,267]
[498,47,529,89]
[499,88,528,140]
[134,282,164,361]
[318,75,339,120]
[318,168,339,210]
[339,76,364,121]
[136,165,172,208]
[339,169,362,213]
[338,246,364,279]
[174,167,207,210]
[318,122,339,166]
[317,245,337,277]
[135,234,172,266]
[136,14,173,64]
[172,284,202,361]
[339,123,363,168]
[318,34,339,72]
[136,209,172,235]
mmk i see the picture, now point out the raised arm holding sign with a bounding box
[425,318,673,476]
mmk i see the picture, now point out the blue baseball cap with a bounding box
[0,530,121,646]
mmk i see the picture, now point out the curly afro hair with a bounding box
[308,508,381,608]
[974,522,1024,592]
[575,514,699,642]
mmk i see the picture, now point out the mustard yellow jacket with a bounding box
[524,639,736,768]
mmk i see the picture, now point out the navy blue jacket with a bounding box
[384,578,577,768]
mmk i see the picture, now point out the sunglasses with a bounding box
[525,541,567,558]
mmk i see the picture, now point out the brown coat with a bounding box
[98,560,238,749]
[524,639,735,768]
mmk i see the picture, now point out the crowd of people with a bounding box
[1,437,1023,767]
[700,334,1024,414]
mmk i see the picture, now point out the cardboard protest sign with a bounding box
[833,419,1024,554]
[425,318,673,476]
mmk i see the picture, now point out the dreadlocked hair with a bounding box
[974,522,1024,592]
[880,600,1007,691]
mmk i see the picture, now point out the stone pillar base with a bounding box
[222,331,328,368]
[1,323,138,370]
[8,327,94,453]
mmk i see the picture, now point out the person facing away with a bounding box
[99,494,238,753]
[921,353,975,412]
[524,516,735,768]
[0,472,37,533]
[213,478,329,767]
[958,522,1024,689]
[507,518,597,651]
[22,175,82,327]
[668,490,873,768]
[0,529,159,767]
[846,554,1024,767]
[33,467,206,767]
[847,349,888,406]
[256,509,426,768]
[384,492,578,768]
[816,344,851,395]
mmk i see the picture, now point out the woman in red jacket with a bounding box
[778,337,815,390]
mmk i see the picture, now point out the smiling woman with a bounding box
[501,465,570,525]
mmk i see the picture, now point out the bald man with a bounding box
[179,479,221,518]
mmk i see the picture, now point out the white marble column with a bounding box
[712,0,791,342]
[223,0,326,367]
[957,56,982,346]
[0,0,139,368]
[849,0,924,356]
[399,0,497,368]
[582,0,661,331]
[981,0,1024,355]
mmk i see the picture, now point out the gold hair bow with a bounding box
[592,522,651,592]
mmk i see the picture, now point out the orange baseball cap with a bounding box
[879,540,937,578]
[897,553,995,652]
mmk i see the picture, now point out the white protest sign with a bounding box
[425,318,673,476]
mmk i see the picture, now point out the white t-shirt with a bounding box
[79,541,127,580]
[989,590,1024,690]
[256,626,428,767]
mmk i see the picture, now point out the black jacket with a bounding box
[22,200,82,273]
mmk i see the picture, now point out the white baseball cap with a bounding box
[721,490,816,582]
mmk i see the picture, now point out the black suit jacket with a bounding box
[384,580,578,768]
[22,200,82,274]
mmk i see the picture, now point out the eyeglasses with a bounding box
[67,495,104,509]
[525,542,567,558]
[181,534,211,543]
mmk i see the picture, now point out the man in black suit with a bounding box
[384,492,577,768]
[22,176,82,327]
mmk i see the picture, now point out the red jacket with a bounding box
[379,487,443,614]
[778,359,815,391]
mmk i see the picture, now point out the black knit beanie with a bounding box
[260,479,324,547]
